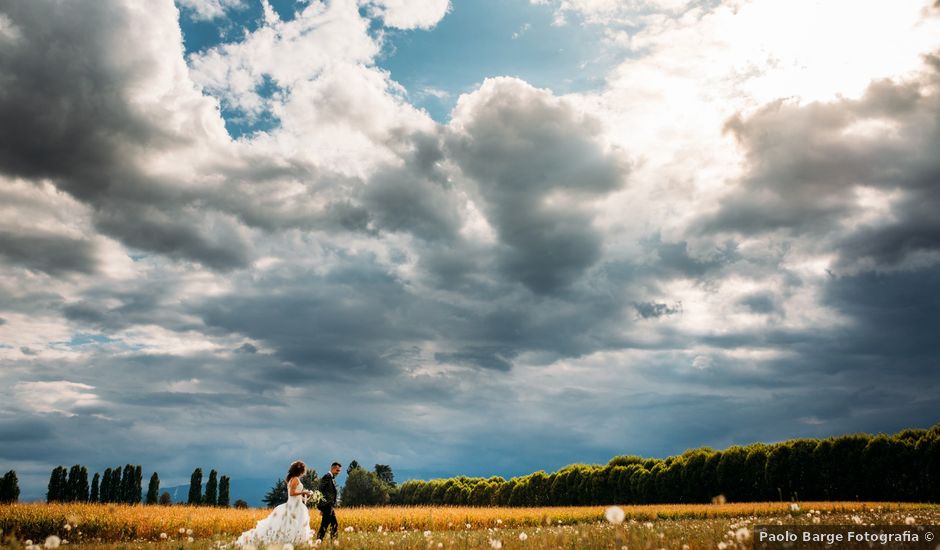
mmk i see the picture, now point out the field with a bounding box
[1,502,938,549]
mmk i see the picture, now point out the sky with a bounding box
[1,0,940,502]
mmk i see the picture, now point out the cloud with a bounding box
[700,59,940,273]
[447,77,630,293]
[14,381,104,417]
[176,0,245,20]
[0,0,258,269]
[367,0,451,30]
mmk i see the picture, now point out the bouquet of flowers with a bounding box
[304,489,324,507]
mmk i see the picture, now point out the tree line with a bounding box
[40,464,230,506]
[394,424,940,506]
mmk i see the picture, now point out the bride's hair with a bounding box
[286,460,306,481]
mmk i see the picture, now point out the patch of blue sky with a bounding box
[177,0,302,55]
[375,0,623,122]
[48,333,145,353]
[176,0,624,133]
[223,75,285,138]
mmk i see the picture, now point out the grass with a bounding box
[1,502,938,549]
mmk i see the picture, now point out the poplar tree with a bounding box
[0,470,19,503]
[121,465,135,503]
[101,468,111,502]
[204,469,218,506]
[78,466,90,501]
[188,468,203,505]
[146,472,160,505]
[218,476,230,507]
[90,472,100,502]
[134,465,143,504]
[47,466,67,502]
[67,465,82,501]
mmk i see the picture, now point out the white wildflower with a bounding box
[518,532,527,541]
[344,526,354,533]
[734,527,750,543]
[179,528,186,535]
[44,536,61,549]
[789,503,800,512]
[605,506,626,525]
[423,530,432,538]
[812,516,820,524]
[187,537,194,543]
[717,542,727,550]
[905,516,916,525]
[488,540,502,550]
[186,529,193,536]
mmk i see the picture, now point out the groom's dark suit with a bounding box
[317,472,339,539]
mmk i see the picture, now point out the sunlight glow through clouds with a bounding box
[14,381,103,416]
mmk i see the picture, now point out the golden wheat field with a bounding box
[2,501,939,549]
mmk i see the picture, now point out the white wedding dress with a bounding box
[235,479,314,547]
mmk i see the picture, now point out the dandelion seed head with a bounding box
[44,535,61,549]
[605,506,626,525]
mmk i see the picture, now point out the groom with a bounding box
[317,462,341,540]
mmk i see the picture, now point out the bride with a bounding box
[235,461,316,547]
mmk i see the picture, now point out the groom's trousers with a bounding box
[317,504,338,539]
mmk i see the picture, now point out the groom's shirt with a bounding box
[319,472,338,506]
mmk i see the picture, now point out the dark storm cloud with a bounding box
[62,279,200,333]
[700,59,940,271]
[737,291,779,314]
[446,78,630,294]
[0,229,98,275]
[433,347,515,371]
[820,266,940,369]
[362,130,463,242]
[235,342,258,354]
[195,255,435,384]
[0,0,254,270]
[0,417,53,446]
[633,301,682,319]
